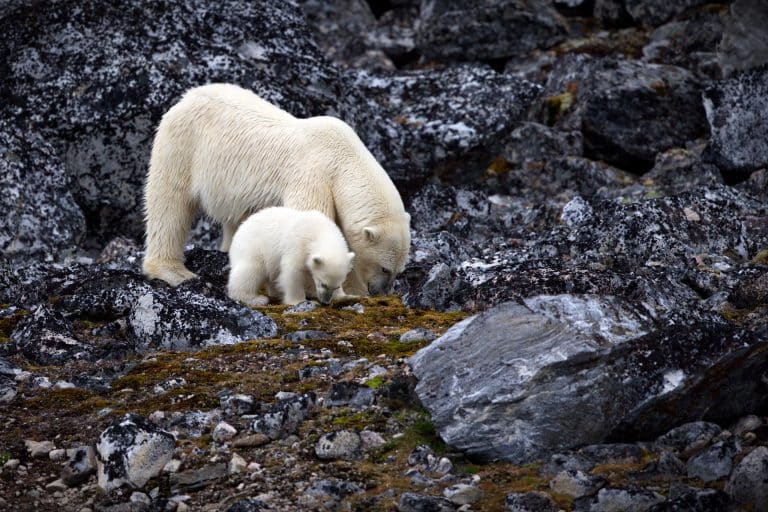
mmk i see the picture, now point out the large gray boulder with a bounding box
[536,55,707,172]
[703,66,768,179]
[409,297,768,462]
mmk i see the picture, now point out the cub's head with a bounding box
[307,251,355,305]
[352,213,411,296]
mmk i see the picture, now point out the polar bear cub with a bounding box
[227,207,355,306]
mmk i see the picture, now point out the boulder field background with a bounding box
[1,0,768,511]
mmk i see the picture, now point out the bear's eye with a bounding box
[381,267,391,275]
[320,283,328,289]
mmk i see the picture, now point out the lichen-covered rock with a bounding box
[96,414,175,491]
[725,446,768,511]
[416,0,568,61]
[352,65,541,187]
[624,0,711,27]
[1,0,344,244]
[505,492,558,512]
[314,430,362,460]
[0,121,85,261]
[410,298,768,463]
[717,0,768,77]
[8,304,92,365]
[61,446,97,487]
[325,381,375,409]
[573,487,664,512]
[686,438,740,482]
[398,492,457,512]
[549,470,606,498]
[128,287,277,352]
[703,66,768,179]
[251,393,318,440]
[648,487,732,511]
[537,54,707,172]
[655,422,722,455]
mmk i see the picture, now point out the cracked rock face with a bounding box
[96,414,176,491]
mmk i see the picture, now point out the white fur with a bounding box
[142,83,410,294]
[227,207,354,306]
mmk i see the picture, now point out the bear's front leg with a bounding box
[277,259,307,305]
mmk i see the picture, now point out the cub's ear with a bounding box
[347,252,356,263]
[311,255,323,267]
[363,227,379,243]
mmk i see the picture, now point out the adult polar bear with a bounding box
[142,83,410,296]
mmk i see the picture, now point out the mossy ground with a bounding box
[0,296,703,510]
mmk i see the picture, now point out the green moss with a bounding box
[0,451,11,465]
[752,249,768,265]
[364,376,386,389]
[25,388,111,415]
[331,409,381,430]
[0,308,29,338]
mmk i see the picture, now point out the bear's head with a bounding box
[307,251,356,305]
[348,213,411,296]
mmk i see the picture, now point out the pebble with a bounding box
[232,434,271,448]
[229,453,247,474]
[48,449,67,461]
[25,440,55,458]
[342,303,365,314]
[549,470,606,498]
[360,430,386,451]
[212,421,238,442]
[315,430,362,460]
[443,483,483,505]
[45,479,67,492]
[163,460,182,474]
[283,301,319,314]
[399,328,437,343]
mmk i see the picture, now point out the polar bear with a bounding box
[142,83,410,296]
[227,207,355,306]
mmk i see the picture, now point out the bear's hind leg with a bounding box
[227,261,269,306]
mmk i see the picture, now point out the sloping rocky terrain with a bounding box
[2,0,768,511]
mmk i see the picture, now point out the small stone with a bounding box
[399,328,437,343]
[163,460,182,473]
[274,391,297,401]
[3,459,20,469]
[229,453,247,474]
[578,444,642,465]
[654,450,686,476]
[325,381,375,409]
[315,430,362,460]
[96,413,176,491]
[54,380,75,389]
[342,303,365,314]
[33,376,52,388]
[282,330,331,342]
[220,394,255,416]
[576,487,664,511]
[0,377,17,403]
[656,421,721,456]
[49,449,66,461]
[130,492,151,505]
[399,492,457,512]
[232,434,271,448]
[45,479,67,492]
[687,437,740,482]
[726,445,768,511]
[540,452,595,476]
[443,483,483,506]
[212,422,237,442]
[170,463,228,492]
[25,440,55,458]
[549,470,606,498]
[730,415,762,437]
[148,411,165,423]
[283,301,319,314]
[61,446,97,487]
[360,430,386,451]
[505,491,558,512]
[153,377,187,395]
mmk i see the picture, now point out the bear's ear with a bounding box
[363,227,379,243]
[311,255,323,267]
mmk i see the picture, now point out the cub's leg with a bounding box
[227,260,269,306]
[276,257,307,305]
